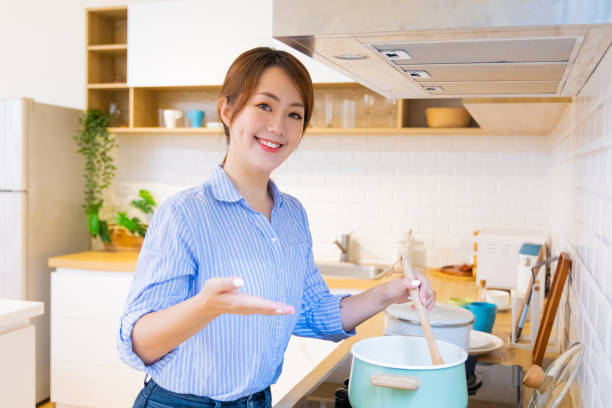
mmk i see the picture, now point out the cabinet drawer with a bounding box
[51,316,124,367]
[51,358,142,407]
[0,325,35,408]
[51,269,133,319]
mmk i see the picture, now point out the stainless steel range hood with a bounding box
[273,0,612,98]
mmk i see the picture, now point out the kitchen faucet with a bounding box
[333,232,352,262]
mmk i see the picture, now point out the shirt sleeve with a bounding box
[292,203,356,342]
[116,198,197,376]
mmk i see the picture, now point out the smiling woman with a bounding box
[219,65,308,183]
[216,47,313,174]
[117,47,434,408]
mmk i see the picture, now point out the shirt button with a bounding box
[271,237,278,243]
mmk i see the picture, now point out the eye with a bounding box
[257,103,271,111]
[289,112,303,120]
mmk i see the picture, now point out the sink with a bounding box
[316,261,387,280]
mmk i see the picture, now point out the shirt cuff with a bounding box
[117,308,179,376]
[320,293,357,342]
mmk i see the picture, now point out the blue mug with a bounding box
[464,302,497,333]
[187,110,205,127]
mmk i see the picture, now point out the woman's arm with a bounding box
[131,277,294,365]
[339,269,435,332]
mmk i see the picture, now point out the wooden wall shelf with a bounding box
[87,83,128,89]
[108,126,484,136]
[87,7,127,46]
[86,7,129,126]
[86,6,483,136]
[87,44,127,54]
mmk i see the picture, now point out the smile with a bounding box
[254,136,283,151]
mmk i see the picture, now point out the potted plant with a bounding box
[104,190,157,252]
[73,109,117,245]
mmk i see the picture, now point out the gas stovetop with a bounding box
[333,360,523,408]
[468,362,523,408]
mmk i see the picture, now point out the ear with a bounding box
[218,97,232,129]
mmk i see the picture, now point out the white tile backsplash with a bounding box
[549,38,612,406]
[114,132,550,266]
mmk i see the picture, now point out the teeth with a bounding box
[258,138,281,149]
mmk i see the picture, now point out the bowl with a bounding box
[446,297,474,307]
[425,107,471,128]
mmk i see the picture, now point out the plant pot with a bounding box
[103,224,144,252]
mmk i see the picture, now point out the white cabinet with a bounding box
[127,0,351,86]
[50,269,142,408]
[0,299,44,408]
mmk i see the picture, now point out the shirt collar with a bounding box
[210,165,284,208]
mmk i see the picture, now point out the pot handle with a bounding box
[370,373,420,391]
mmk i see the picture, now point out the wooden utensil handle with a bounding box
[401,251,445,365]
[370,373,421,390]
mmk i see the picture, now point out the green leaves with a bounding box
[75,110,157,245]
[99,220,110,243]
[131,189,156,214]
[87,212,99,237]
[75,109,117,242]
[116,212,137,233]
[116,212,148,238]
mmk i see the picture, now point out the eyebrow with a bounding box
[256,92,304,108]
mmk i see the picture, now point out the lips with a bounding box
[254,136,283,152]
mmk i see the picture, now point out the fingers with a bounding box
[420,289,435,311]
[204,276,245,295]
[226,293,295,315]
[404,275,435,311]
[419,284,435,311]
[201,277,295,316]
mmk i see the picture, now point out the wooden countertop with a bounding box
[48,251,138,272]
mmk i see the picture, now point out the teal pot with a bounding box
[349,336,468,408]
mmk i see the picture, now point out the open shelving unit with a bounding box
[86,7,129,126]
[87,6,481,135]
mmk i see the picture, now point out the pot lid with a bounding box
[385,301,474,327]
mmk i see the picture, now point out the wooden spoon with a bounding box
[400,249,445,365]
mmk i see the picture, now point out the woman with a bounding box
[118,47,434,408]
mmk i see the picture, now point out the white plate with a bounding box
[469,330,504,356]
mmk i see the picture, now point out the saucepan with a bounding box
[383,301,474,352]
[348,336,468,407]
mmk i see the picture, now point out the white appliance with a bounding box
[475,227,546,290]
[0,98,90,402]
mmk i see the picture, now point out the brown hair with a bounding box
[217,47,313,151]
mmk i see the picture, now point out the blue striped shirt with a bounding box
[117,165,354,401]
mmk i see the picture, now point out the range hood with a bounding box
[273,0,612,98]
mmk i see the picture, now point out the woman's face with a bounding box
[221,66,306,175]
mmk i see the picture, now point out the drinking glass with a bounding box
[342,99,355,128]
[363,93,375,127]
[324,93,334,127]
[109,102,120,126]
[385,97,397,127]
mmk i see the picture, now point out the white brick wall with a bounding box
[549,42,612,407]
[113,132,550,266]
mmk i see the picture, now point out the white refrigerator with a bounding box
[0,98,90,402]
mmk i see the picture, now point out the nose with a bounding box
[267,112,285,136]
